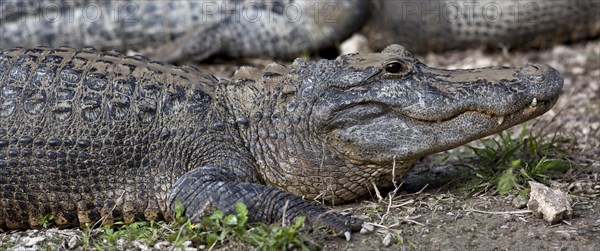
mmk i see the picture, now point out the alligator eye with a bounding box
[384,62,404,74]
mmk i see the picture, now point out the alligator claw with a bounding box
[309,210,362,239]
[344,231,352,241]
[360,222,375,233]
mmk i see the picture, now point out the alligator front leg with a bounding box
[169,166,363,236]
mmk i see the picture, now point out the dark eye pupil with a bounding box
[385,63,403,73]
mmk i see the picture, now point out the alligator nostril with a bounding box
[519,65,547,82]
[522,64,541,74]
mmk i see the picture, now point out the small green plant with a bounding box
[83,201,312,250]
[0,240,15,250]
[192,202,253,248]
[100,226,120,247]
[463,123,573,195]
[38,214,55,228]
[246,216,310,251]
[81,223,94,250]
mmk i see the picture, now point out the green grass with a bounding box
[456,123,575,195]
[80,202,314,251]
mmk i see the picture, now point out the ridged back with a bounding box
[0,47,217,229]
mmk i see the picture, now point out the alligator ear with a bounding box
[263,62,287,75]
[329,67,380,89]
[260,63,297,98]
[227,66,264,112]
[261,62,288,88]
[231,66,262,84]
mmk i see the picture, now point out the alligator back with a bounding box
[0,47,218,229]
[0,0,202,50]
[364,0,600,53]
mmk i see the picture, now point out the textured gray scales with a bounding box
[0,45,563,233]
[0,0,369,61]
[364,0,600,54]
[1,0,598,62]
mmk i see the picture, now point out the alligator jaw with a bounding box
[368,94,559,160]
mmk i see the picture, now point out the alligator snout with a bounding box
[515,63,564,102]
[387,62,564,122]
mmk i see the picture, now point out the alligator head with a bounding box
[225,44,562,202]
[311,44,563,163]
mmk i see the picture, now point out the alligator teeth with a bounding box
[531,98,538,107]
[497,116,505,125]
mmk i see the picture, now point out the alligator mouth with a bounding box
[396,96,557,125]
[330,95,556,129]
[329,95,559,161]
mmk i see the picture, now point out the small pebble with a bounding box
[382,234,395,247]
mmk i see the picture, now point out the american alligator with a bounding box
[364,0,600,54]
[0,0,368,61]
[0,45,563,236]
[1,0,598,62]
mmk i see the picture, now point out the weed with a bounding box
[461,123,574,194]
[81,224,93,250]
[245,216,312,251]
[38,214,54,229]
[77,201,314,250]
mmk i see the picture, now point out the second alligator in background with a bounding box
[1,0,598,62]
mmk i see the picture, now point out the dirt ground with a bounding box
[323,39,600,251]
[1,39,598,250]
[317,39,600,251]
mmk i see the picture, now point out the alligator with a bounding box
[0,0,369,61]
[363,0,600,54]
[0,45,563,237]
[1,0,598,62]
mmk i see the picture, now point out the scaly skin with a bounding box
[0,45,562,236]
[0,0,369,61]
[364,0,600,53]
[0,0,598,61]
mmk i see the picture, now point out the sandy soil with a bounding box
[319,39,600,251]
